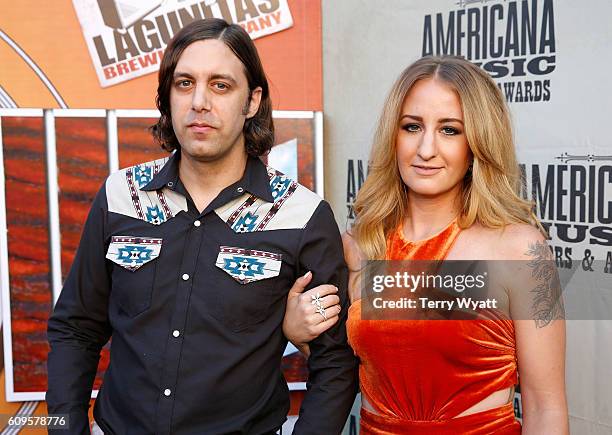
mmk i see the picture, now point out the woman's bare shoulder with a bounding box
[496,223,549,261]
[463,222,548,261]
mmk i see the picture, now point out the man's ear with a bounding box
[246,87,262,119]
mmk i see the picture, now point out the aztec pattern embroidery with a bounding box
[106,236,163,271]
[215,246,282,284]
[125,159,173,225]
[225,168,298,233]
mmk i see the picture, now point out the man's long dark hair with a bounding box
[151,18,274,157]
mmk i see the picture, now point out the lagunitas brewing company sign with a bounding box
[73,0,294,87]
[421,0,556,103]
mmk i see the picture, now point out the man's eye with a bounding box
[402,124,421,132]
[176,80,191,88]
[441,126,460,135]
[213,82,229,91]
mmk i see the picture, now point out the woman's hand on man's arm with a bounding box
[282,271,342,357]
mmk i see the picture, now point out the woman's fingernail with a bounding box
[302,271,312,279]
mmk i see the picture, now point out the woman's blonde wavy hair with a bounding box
[352,55,537,260]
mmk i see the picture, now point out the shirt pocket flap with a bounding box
[106,236,163,271]
[215,246,282,284]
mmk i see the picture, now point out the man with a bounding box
[47,18,357,435]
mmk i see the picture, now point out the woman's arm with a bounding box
[283,232,363,355]
[504,225,568,434]
[342,232,365,304]
[515,318,567,434]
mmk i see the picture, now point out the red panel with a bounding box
[3,117,51,392]
[289,391,306,416]
[55,117,111,388]
[56,118,108,279]
[273,118,315,191]
[118,118,168,169]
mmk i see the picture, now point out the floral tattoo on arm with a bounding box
[526,241,565,328]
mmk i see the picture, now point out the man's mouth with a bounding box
[188,121,215,133]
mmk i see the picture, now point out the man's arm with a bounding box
[292,201,358,435]
[46,186,112,435]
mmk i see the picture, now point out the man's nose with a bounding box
[191,84,211,112]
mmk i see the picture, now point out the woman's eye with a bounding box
[402,124,421,132]
[441,126,460,135]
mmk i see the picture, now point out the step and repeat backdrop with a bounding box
[322,0,611,433]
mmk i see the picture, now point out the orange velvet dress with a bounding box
[346,221,521,434]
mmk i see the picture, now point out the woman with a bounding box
[283,56,568,434]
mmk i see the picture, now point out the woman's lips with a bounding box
[412,165,442,176]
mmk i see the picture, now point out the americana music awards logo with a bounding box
[422,0,556,103]
[521,157,612,275]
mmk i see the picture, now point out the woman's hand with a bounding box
[282,272,342,356]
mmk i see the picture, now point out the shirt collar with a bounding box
[141,151,274,203]
[240,155,275,203]
[141,151,180,192]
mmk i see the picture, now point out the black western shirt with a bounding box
[47,153,357,434]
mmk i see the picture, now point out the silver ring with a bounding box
[311,293,326,321]
[317,306,327,321]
